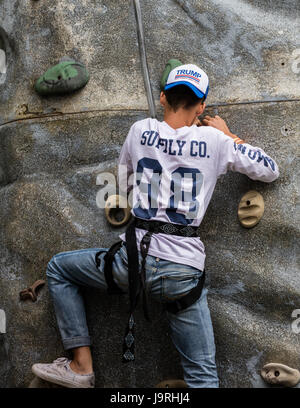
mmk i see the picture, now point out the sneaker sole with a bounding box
[32,365,94,388]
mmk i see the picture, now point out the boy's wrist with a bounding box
[227,132,245,145]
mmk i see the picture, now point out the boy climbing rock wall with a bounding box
[32,63,279,388]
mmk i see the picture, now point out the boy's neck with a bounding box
[163,108,196,130]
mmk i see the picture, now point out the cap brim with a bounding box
[165,81,206,99]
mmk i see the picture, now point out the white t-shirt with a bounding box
[118,118,279,271]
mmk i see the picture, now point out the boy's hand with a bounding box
[202,115,232,136]
[193,117,202,127]
[202,115,245,144]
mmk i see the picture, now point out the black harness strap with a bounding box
[96,242,124,295]
[100,217,205,363]
[125,220,141,312]
[164,270,206,314]
[139,231,153,322]
[122,220,142,361]
[135,217,199,237]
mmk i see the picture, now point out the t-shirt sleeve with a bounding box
[216,130,279,182]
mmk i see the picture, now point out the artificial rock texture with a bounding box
[0,0,299,388]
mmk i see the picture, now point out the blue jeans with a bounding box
[46,243,219,388]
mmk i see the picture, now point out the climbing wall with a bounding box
[0,0,299,387]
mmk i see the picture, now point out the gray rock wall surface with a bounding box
[0,0,299,388]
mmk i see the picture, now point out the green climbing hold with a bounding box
[160,58,183,91]
[34,58,89,96]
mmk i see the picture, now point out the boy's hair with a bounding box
[164,85,205,112]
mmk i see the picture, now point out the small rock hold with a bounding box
[19,279,45,302]
[238,190,264,228]
[160,58,183,91]
[105,195,131,227]
[261,363,300,387]
[35,59,89,96]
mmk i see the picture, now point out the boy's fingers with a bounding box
[192,117,202,126]
[203,117,216,125]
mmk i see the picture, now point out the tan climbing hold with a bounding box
[105,194,131,227]
[261,363,300,387]
[155,379,188,388]
[238,190,264,228]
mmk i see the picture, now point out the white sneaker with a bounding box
[32,357,95,388]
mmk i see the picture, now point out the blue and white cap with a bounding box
[165,64,209,99]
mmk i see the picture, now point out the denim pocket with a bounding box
[161,271,202,301]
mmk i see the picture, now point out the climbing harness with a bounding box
[95,217,205,362]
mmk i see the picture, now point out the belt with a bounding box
[134,217,199,237]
